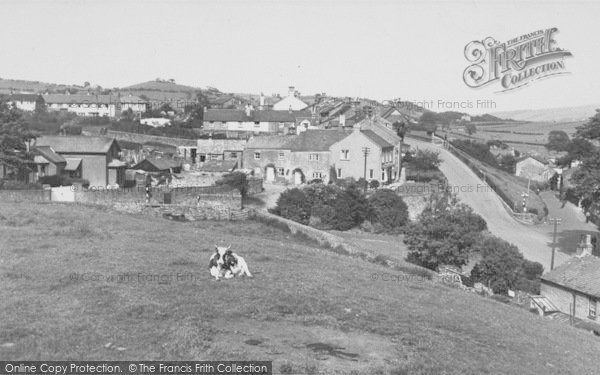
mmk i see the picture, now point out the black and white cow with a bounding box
[209,245,252,281]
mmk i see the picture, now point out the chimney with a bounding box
[245,104,253,117]
[259,93,265,110]
[288,105,292,114]
[576,234,593,257]
[288,86,295,97]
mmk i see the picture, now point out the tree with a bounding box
[184,91,210,128]
[405,193,487,270]
[418,111,437,134]
[470,236,544,295]
[367,189,409,233]
[0,100,35,180]
[369,179,380,190]
[498,154,517,173]
[545,130,571,152]
[270,188,311,225]
[411,149,441,170]
[393,121,406,139]
[121,108,135,122]
[465,123,477,135]
[34,96,46,115]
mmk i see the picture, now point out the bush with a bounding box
[451,139,499,167]
[38,175,90,188]
[367,189,409,233]
[270,188,311,225]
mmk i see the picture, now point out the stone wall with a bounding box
[0,189,51,202]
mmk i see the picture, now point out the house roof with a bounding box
[119,94,147,104]
[196,139,247,154]
[541,255,600,298]
[32,146,66,164]
[197,160,238,173]
[361,130,394,149]
[133,157,181,171]
[64,158,82,171]
[210,96,236,105]
[517,155,549,165]
[35,136,119,154]
[204,109,299,122]
[246,130,349,152]
[10,94,41,102]
[43,93,118,105]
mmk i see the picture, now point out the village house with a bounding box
[43,93,118,117]
[9,93,44,112]
[539,236,599,323]
[119,94,148,115]
[243,130,348,184]
[329,117,403,184]
[272,86,309,111]
[192,138,247,164]
[34,136,124,187]
[515,155,553,182]
[31,146,66,180]
[203,106,298,137]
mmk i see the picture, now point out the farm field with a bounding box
[1,201,600,374]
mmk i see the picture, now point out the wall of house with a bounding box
[289,151,332,182]
[540,281,598,322]
[243,149,293,181]
[516,159,550,182]
[107,130,197,147]
[330,130,384,182]
[14,100,37,112]
[121,103,147,113]
[48,103,116,117]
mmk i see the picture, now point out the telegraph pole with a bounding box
[549,217,562,270]
[362,147,370,193]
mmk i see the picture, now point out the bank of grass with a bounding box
[1,201,599,374]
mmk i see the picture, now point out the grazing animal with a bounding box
[208,245,252,281]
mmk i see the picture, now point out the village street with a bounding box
[406,138,599,271]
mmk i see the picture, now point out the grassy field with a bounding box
[1,202,600,374]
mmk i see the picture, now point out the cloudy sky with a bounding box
[1,0,598,113]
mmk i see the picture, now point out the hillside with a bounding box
[122,79,199,92]
[492,104,600,122]
[1,201,599,374]
[0,78,81,94]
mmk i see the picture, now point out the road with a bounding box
[405,138,572,271]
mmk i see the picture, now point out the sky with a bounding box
[0,0,599,113]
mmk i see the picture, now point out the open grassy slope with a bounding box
[1,202,599,374]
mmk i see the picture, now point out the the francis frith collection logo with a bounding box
[463,27,573,92]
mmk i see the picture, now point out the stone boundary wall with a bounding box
[0,189,51,202]
[107,130,197,147]
[249,209,361,255]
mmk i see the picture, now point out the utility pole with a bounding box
[549,217,562,270]
[361,147,370,193]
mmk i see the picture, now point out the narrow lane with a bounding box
[406,138,569,270]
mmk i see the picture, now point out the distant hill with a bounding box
[122,79,199,92]
[0,78,82,94]
[491,104,600,122]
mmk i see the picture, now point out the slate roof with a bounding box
[133,157,181,171]
[204,109,298,122]
[196,139,247,154]
[361,130,394,149]
[197,160,238,173]
[35,136,119,154]
[10,94,41,102]
[119,95,147,104]
[32,146,66,164]
[64,158,82,171]
[246,130,349,152]
[541,255,600,298]
[517,155,549,165]
[43,94,118,105]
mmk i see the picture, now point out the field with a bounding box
[1,201,600,374]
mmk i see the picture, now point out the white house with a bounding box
[9,94,42,112]
[515,155,552,182]
[272,86,309,111]
[119,94,147,115]
[140,118,171,127]
[203,106,296,134]
[43,93,118,117]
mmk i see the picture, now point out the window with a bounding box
[381,169,385,181]
[230,152,237,158]
[254,152,261,160]
[254,122,260,128]
[238,122,243,128]
[312,172,323,179]
[340,149,350,160]
[278,152,285,161]
[337,168,342,178]
[276,167,285,177]
[309,153,319,161]
[369,169,374,179]
[590,299,597,319]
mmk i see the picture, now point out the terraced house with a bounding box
[203,106,303,137]
[243,130,348,184]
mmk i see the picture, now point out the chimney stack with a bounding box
[288,86,295,97]
[245,104,253,117]
[259,93,265,110]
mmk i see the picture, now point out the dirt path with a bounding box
[406,138,573,271]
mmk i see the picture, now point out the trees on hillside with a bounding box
[545,130,571,152]
[411,149,441,171]
[367,189,409,233]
